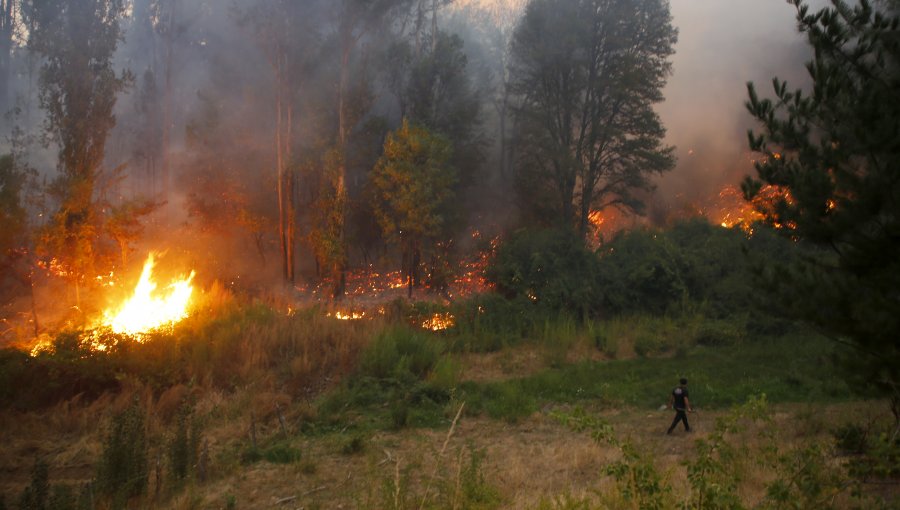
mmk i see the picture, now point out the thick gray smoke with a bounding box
[655,0,825,212]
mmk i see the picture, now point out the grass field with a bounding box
[0,306,896,509]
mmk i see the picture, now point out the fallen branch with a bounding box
[300,485,327,497]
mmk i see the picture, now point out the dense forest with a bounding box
[0,0,898,508]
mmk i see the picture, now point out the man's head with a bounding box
[680,378,688,385]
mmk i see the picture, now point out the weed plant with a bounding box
[96,403,148,503]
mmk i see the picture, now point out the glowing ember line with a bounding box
[103,254,195,336]
[328,310,366,320]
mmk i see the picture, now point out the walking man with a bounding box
[667,377,693,434]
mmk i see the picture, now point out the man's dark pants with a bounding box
[667,409,690,434]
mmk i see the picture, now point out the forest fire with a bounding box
[710,184,792,232]
[101,254,195,337]
[327,310,367,320]
[421,312,455,331]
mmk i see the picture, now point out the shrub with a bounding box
[480,382,535,423]
[167,402,204,486]
[358,326,443,381]
[453,447,502,509]
[263,442,302,464]
[241,440,302,465]
[17,460,49,510]
[832,423,868,455]
[448,294,540,352]
[596,228,689,315]
[96,403,148,502]
[340,435,366,455]
[486,228,602,316]
[428,357,461,393]
[633,331,663,357]
[695,319,744,347]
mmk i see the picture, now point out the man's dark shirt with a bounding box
[672,386,689,410]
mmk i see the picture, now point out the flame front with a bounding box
[103,254,195,336]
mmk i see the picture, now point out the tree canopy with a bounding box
[508,0,677,236]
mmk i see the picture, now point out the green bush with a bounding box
[96,403,148,502]
[455,447,502,509]
[832,423,868,454]
[536,314,580,368]
[168,403,203,485]
[428,357,461,393]
[358,326,443,382]
[486,228,602,316]
[263,442,302,464]
[241,440,302,465]
[340,435,366,455]
[447,294,542,352]
[17,460,49,510]
[596,227,690,315]
[633,331,663,357]
[480,382,535,423]
[694,319,744,347]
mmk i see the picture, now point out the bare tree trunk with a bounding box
[286,97,295,284]
[334,40,351,298]
[579,180,591,238]
[275,47,287,282]
[415,0,425,59]
[29,271,39,338]
[431,0,438,54]
[161,0,177,218]
[0,0,15,114]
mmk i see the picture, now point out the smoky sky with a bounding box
[655,0,826,207]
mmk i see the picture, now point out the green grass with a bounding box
[458,331,851,422]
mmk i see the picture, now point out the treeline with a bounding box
[0,0,680,325]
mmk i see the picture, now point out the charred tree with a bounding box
[0,0,17,114]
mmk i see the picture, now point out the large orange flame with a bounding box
[103,254,195,336]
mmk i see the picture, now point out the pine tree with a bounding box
[744,0,900,422]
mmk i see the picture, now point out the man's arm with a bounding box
[668,393,674,409]
[685,396,693,412]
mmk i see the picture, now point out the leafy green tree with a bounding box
[23,0,131,302]
[744,0,900,421]
[371,120,456,296]
[508,0,677,237]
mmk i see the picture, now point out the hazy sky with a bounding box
[656,0,821,205]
